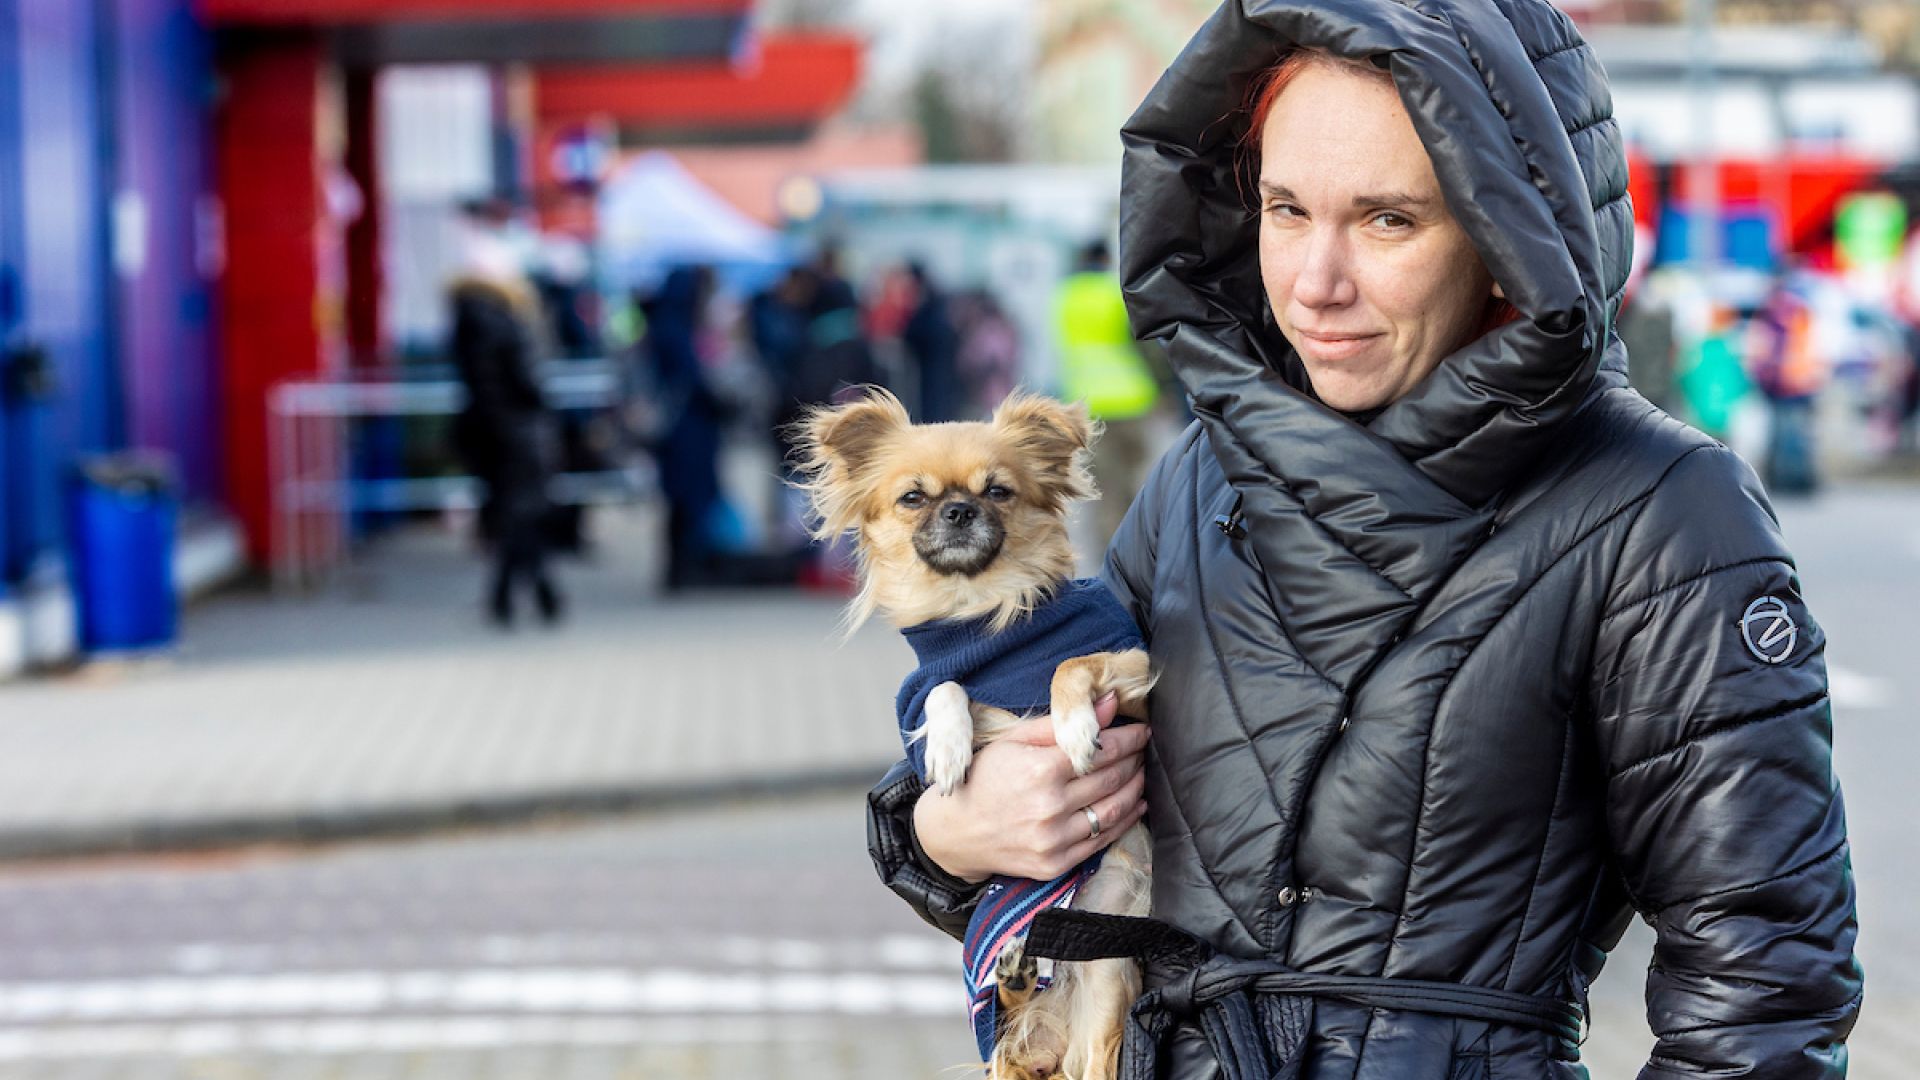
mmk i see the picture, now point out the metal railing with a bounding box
[268,361,648,590]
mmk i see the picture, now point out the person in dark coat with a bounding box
[644,265,727,590]
[866,3,1861,1078]
[449,277,564,626]
[903,262,962,423]
[796,250,879,410]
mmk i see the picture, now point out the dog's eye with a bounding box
[898,491,927,509]
[985,484,1014,502]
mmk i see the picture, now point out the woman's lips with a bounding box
[1296,331,1383,362]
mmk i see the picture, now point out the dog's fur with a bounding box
[793,387,1153,1080]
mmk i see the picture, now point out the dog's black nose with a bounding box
[941,500,978,527]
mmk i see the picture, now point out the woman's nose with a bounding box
[1292,229,1356,309]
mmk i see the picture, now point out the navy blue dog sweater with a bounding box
[896,579,1144,778]
[895,579,1144,1059]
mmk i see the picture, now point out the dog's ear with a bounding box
[991,391,1098,509]
[790,386,911,538]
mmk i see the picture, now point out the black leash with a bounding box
[1026,910,1583,1079]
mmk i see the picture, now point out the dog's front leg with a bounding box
[1049,649,1155,776]
[919,681,976,795]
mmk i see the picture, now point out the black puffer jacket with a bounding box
[866,0,1862,1076]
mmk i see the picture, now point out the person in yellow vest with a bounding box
[1054,240,1166,542]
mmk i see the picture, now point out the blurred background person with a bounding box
[783,248,880,590]
[794,246,880,412]
[1891,231,1920,455]
[1676,303,1753,443]
[531,224,610,558]
[1749,268,1829,496]
[751,266,818,441]
[1053,239,1164,541]
[902,262,961,423]
[954,287,1023,420]
[751,266,822,553]
[447,214,566,628]
[1617,287,1679,413]
[642,265,730,591]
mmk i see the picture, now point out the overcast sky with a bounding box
[840,0,1034,101]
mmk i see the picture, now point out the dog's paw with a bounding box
[923,682,975,795]
[926,739,971,796]
[995,937,1039,1010]
[1054,702,1101,776]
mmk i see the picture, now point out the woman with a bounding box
[449,275,564,626]
[867,1,1862,1077]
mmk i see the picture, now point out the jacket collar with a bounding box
[1118,0,1631,685]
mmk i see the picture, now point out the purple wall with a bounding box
[112,0,218,505]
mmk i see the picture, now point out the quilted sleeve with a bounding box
[1589,445,1862,1079]
[866,759,985,942]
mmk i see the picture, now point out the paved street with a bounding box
[0,795,980,1078]
[0,790,1898,1079]
[0,481,1909,1076]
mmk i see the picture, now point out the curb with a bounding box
[0,763,892,863]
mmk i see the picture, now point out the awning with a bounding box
[536,32,862,141]
[199,0,750,66]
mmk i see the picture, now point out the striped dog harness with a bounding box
[962,855,1105,1059]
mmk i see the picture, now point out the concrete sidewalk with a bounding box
[0,506,913,859]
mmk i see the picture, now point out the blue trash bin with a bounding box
[67,456,177,653]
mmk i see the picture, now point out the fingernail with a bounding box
[1098,691,1117,706]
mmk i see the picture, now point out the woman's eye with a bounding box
[1370,211,1413,229]
[985,485,1013,502]
[1265,203,1304,220]
[899,491,926,508]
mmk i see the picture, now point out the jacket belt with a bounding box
[1025,911,1584,1080]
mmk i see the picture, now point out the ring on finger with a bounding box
[1082,805,1101,841]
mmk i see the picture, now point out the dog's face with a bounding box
[794,389,1098,630]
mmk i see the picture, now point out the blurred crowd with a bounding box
[1627,260,1920,499]
[441,201,1178,616]
[625,247,1036,594]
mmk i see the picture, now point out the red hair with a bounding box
[1240,49,1520,336]
[1240,49,1386,158]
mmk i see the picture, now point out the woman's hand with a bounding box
[913,693,1150,884]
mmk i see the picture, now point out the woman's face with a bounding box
[1257,62,1498,413]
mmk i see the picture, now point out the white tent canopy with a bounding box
[596,151,785,291]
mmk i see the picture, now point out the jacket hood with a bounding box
[1120,0,1633,509]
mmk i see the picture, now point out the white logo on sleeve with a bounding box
[1740,596,1797,664]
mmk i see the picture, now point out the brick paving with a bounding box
[0,506,911,856]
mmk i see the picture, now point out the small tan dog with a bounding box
[795,387,1152,1080]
